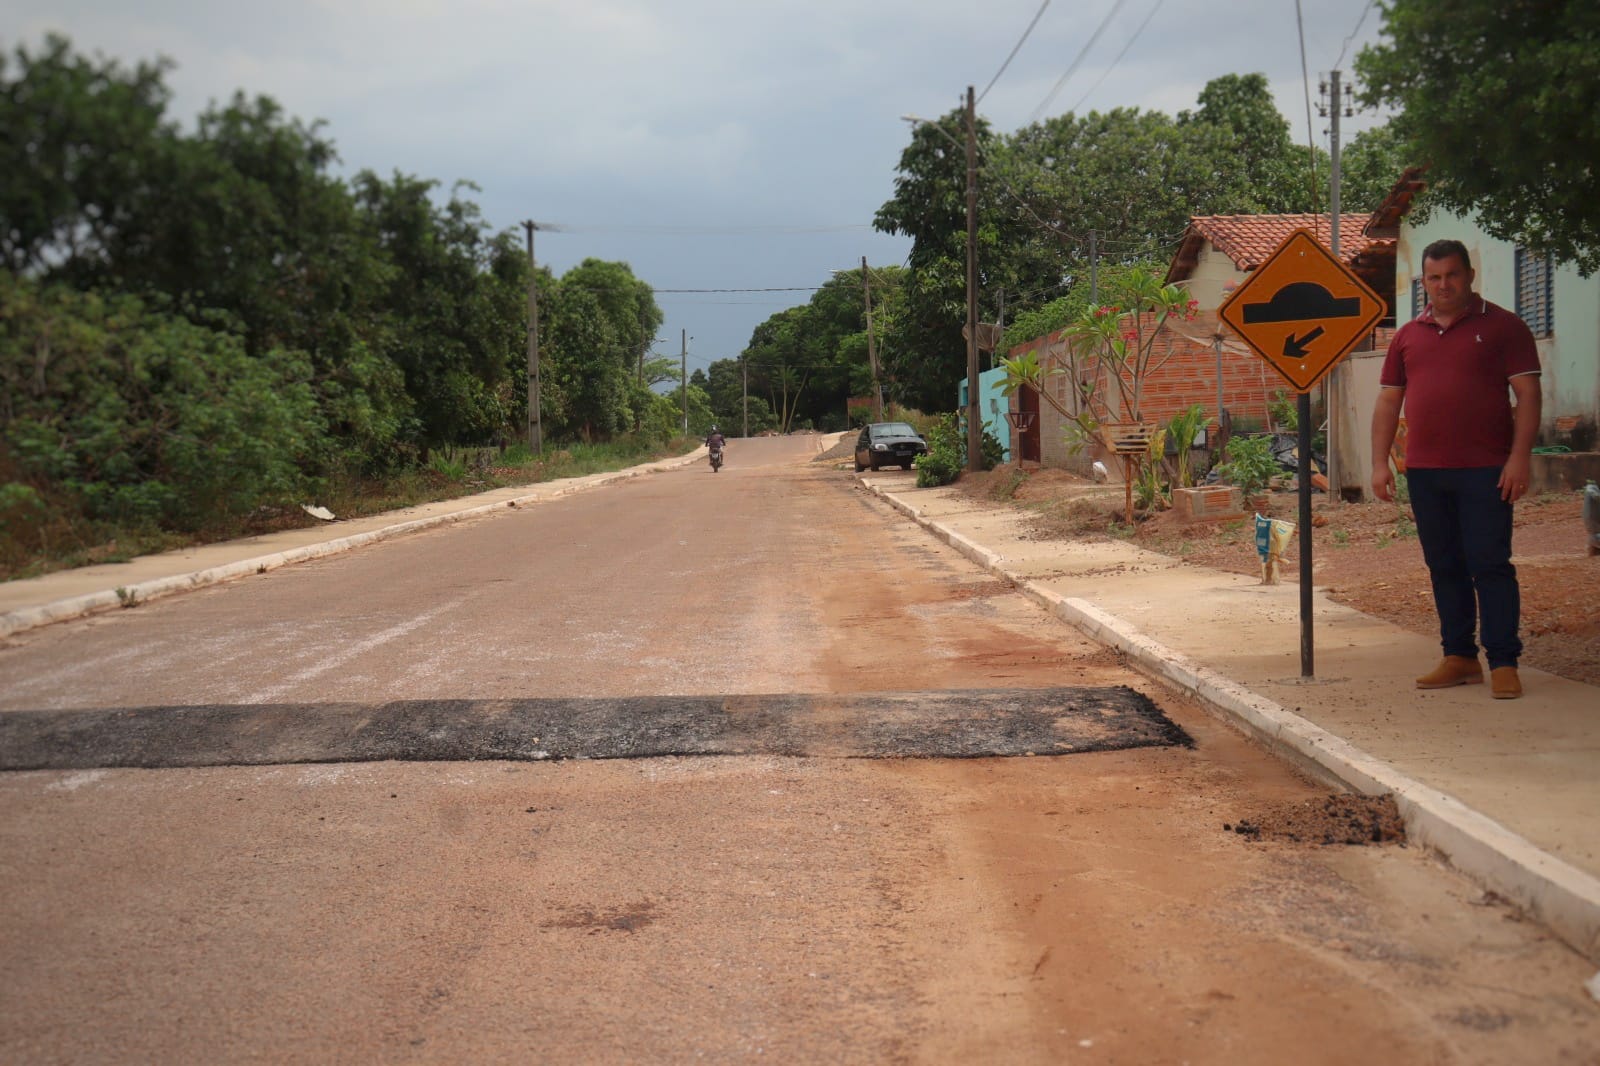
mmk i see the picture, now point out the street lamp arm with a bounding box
[900,113,966,153]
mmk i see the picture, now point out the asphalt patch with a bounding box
[0,686,1192,771]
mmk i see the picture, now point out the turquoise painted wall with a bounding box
[957,367,1014,461]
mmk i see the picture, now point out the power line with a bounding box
[978,0,1052,104]
[1029,0,1128,124]
[649,284,819,292]
[1295,0,1322,212]
[1066,0,1165,115]
[1333,0,1376,69]
[548,223,871,236]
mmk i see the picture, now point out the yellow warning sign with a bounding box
[1217,229,1387,393]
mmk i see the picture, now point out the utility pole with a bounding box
[681,329,689,435]
[1322,70,1350,501]
[521,220,543,452]
[741,354,749,439]
[861,256,884,422]
[964,84,981,473]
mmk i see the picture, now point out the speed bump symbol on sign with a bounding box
[1217,229,1387,393]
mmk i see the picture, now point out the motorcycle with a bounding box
[709,444,723,472]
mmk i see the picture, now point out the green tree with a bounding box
[999,267,1197,449]
[873,107,1021,411]
[541,258,662,442]
[0,274,321,539]
[1178,73,1317,213]
[1357,0,1600,272]
[0,34,175,278]
[743,308,814,433]
[353,172,524,455]
[876,78,1324,412]
[1337,122,1411,215]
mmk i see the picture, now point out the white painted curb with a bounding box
[865,477,1600,966]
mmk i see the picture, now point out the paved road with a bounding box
[2,436,1595,1063]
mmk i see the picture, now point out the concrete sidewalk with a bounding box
[2,445,1596,968]
[855,468,1600,969]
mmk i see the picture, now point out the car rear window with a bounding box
[873,423,917,437]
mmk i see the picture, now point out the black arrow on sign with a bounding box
[1283,325,1325,359]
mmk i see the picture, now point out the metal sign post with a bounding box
[1218,230,1385,677]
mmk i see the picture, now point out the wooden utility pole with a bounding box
[521,221,543,452]
[964,84,981,473]
[681,329,689,434]
[861,256,884,422]
[741,355,749,439]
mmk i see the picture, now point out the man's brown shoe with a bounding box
[1490,667,1523,700]
[1415,655,1484,689]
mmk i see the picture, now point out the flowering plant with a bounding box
[1000,267,1198,455]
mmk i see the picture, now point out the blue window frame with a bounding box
[1515,246,1553,336]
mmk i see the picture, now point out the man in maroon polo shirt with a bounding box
[1371,239,1542,699]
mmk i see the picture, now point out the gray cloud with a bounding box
[8,0,1390,374]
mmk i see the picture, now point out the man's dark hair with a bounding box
[1421,239,1472,272]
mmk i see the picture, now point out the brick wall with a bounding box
[1007,312,1283,471]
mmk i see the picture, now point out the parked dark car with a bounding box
[854,421,928,472]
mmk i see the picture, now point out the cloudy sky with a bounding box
[10,0,1392,377]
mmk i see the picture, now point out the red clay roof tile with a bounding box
[1188,214,1389,271]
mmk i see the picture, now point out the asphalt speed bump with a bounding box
[0,686,1191,771]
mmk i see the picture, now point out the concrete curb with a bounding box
[866,478,1600,965]
[0,455,702,640]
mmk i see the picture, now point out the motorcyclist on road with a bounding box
[706,425,726,470]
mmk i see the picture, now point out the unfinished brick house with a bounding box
[1008,214,1396,476]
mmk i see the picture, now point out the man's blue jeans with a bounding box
[1406,466,1522,668]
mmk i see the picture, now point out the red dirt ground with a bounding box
[960,466,1600,687]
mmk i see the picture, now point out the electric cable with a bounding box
[1295,0,1322,212]
[1028,0,1128,124]
[978,0,1052,105]
[652,287,821,293]
[1333,0,1376,70]
[1067,0,1165,115]
[539,223,872,236]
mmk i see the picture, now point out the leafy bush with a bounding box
[979,424,1006,470]
[1216,434,1278,500]
[1,277,322,537]
[915,415,964,487]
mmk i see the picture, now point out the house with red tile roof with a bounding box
[1165,213,1397,316]
[1008,213,1399,479]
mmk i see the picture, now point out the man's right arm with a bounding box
[1371,386,1405,502]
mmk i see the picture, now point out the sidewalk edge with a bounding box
[867,480,1600,966]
